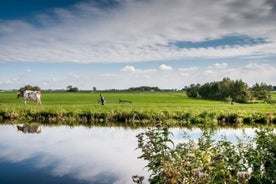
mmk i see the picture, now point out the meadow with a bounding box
[0,91,276,127]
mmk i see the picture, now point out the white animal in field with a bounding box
[17,90,42,105]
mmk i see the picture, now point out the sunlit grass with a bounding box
[0,91,275,126]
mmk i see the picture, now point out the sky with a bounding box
[0,0,275,90]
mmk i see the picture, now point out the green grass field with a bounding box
[1,91,276,126]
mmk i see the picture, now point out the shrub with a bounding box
[134,126,276,184]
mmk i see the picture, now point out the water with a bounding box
[0,124,256,184]
[0,125,149,184]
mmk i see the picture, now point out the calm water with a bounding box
[0,125,256,184]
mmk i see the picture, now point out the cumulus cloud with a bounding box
[199,62,276,86]
[120,65,156,74]
[159,64,173,71]
[121,65,136,72]
[0,0,275,63]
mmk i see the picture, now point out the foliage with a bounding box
[66,85,79,92]
[231,79,251,103]
[135,126,276,184]
[186,78,271,103]
[186,84,201,98]
[136,124,174,183]
[251,83,272,101]
[247,128,276,183]
[129,86,161,91]
[18,85,41,92]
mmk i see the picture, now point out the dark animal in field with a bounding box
[17,90,42,105]
[16,124,41,134]
[119,99,132,104]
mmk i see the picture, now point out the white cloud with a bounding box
[0,0,275,63]
[0,0,276,89]
[120,65,156,74]
[213,63,228,69]
[159,64,173,71]
[0,61,275,90]
[199,62,276,86]
[121,65,136,72]
[245,62,272,71]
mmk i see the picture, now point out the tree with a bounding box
[129,86,160,91]
[67,85,72,91]
[219,77,232,100]
[186,78,253,103]
[186,84,201,98]
[66,85,78,92]
[230,80,251,103]
[251,83,272,101]
[19,85,41,92]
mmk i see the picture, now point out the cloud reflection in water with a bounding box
[0,125,149,184]
[0,125,256,184]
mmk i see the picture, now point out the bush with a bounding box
[134,126,276,184]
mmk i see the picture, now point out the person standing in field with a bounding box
[100,94,105,105]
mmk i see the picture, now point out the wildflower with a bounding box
[237,171,250,183]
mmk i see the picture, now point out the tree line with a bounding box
[129,86,160,91]
[185,77,272,103]
[18,85,41,92]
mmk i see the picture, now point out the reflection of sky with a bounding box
[0,125,258,184]
[170,128,256,145]
[0,125,149,184]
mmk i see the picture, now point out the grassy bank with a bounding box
[0,91,276,126]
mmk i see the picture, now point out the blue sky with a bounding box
[0,0,276,90]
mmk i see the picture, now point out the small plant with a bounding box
[135,123,174,183]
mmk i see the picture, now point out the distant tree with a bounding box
[186,84,201,98]
[197,77,233,101]
[182,86,189,91]
[129,86,160,91]
[230,80,251,103]
[93,87,97,92]
[251,83,272,101]
[19,85,41,92]
[71,87,78,92]
[186,78,254,103]
[219,77,232,100]
[66,85,78,92]
[67,85,72,91]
